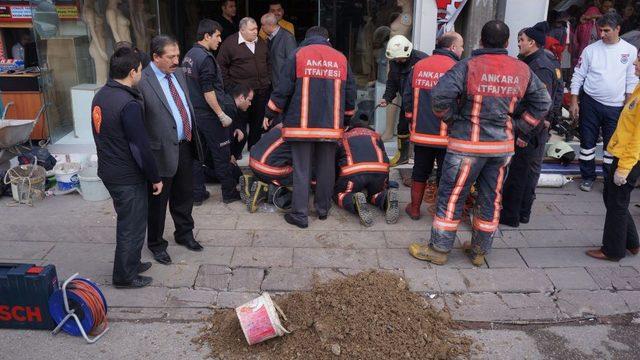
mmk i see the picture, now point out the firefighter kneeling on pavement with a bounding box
[334,119,399,226]
[243,124,293,212]
[409,20,551,266]
[403,32,464,220]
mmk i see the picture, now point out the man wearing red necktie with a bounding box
[138,35,205,265]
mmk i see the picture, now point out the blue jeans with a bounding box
[430,153,511,254]
[105,182,148,284]
[578,93,623,182]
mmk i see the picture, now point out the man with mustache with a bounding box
[138,35,205,265]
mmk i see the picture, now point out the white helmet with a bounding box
[386,35,413,60]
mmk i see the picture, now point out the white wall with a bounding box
[504,0,549,56]
[413,0,438,54]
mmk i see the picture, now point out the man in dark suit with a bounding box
[217,17,271,157]
[260,12,297,91]
[138,35,205,265]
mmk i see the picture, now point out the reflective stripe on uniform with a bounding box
[603,150,614,164]
[340,162,389,176]
[333,79,342,129]
[445,158,471,220]
[338,180,354,208]
[300,77,310,128]
[470,95,482,142]
[448,138,514,154]
[433,216,460,232]
[410,133,448,146]
[281,127,343,139]
[579,147,596,161]
[268,99,282,113]
[249,158,293,177]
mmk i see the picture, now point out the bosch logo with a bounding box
[0,305,43,323]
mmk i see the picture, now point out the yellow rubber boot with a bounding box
[408,243,448,265]
[390,135,410,167]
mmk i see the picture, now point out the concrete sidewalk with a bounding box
[1,169,640,326]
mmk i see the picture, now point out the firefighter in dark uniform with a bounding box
[334,120,399,226]
[243,124,293,213]
[183,19,242,204]
[263,26,357,228]
[408,20,551,266]
[500,22,564,227]
[380,35,428,166]
[402,32,464,220]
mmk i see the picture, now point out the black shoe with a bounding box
[137,262,152,274]
[193,191,211,207]
[152,250,172,265]
[519,215,530,224]
[176,238,204,252]
[499,217,519,228]
[284,213,308,228]
[223,191,242,204]
[113,275,153,289]
[318,214,328,220]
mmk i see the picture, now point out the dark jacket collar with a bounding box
[521,48,545,64]
[193,43,212,55]
[471,48,508,57]
[432,48,461,61]
[106,79,142,100]
[300,35,332,47]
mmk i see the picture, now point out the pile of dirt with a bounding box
[195,271,473,359]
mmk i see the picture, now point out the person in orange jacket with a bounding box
[587,52,640,261]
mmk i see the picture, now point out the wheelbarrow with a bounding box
[0,102,46,164]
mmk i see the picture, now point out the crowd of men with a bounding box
[90,0,639,288]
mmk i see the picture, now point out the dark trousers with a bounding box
[291,141,336,224]
[501,130,548,225]
[430,153,511,254]
[148,141,195,253]
[235,88,270,154]
[601,158,640,259]
[105,182,148,284]
[578,93,623,182]
[192,115,239,201]
[334,173,388,213]
[412,145,446,183]
[397,103,409,136]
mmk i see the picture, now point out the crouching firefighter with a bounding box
[403,32,464,220]
[408,20,551,266]
[334,120,399,226]
[243,124,293,212]
[263,26,357,229]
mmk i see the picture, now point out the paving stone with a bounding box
[496,230,528,248]
[377,248,432,269]
[168,245,234,265]
[618,291,640,312]
[444,293,514,322]
[229,267,265,292]
[191,214,237,230]
[196,229,253,247]
[435,268,467,293]
[294,248,378,269]
[252,230,386,248]
[519,247,623,268]
[261,268,314,291]
[558,215,605,231]
[556,290,630,317]
[194,265,232,291]
[520,230,600,247]
[439,249,489,269]
[0,224,28,241]
[384,231,427,248]
[403,268,439,292]
[0,241,54,259]
[143,264,199,288]
[216,292,260,308]
[101,285,169,307]
[554,201,606,216]
[485,249,527,268]
[458,268,554,293]
[545,267,600,290]
[44,242,121,264]
[231,247,292,267]
[498,293,563,320]
[586,266,640,291]
[508,215,565,230]
[166,288,217,307]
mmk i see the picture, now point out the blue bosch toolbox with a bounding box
[0,263,59,330]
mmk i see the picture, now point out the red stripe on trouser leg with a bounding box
[433,216,460,232]
[445,159,471,220]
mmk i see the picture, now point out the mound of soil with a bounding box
[196,271,472,359]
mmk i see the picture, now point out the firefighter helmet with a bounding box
[386,35,413,59]
[547,141,575,165]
